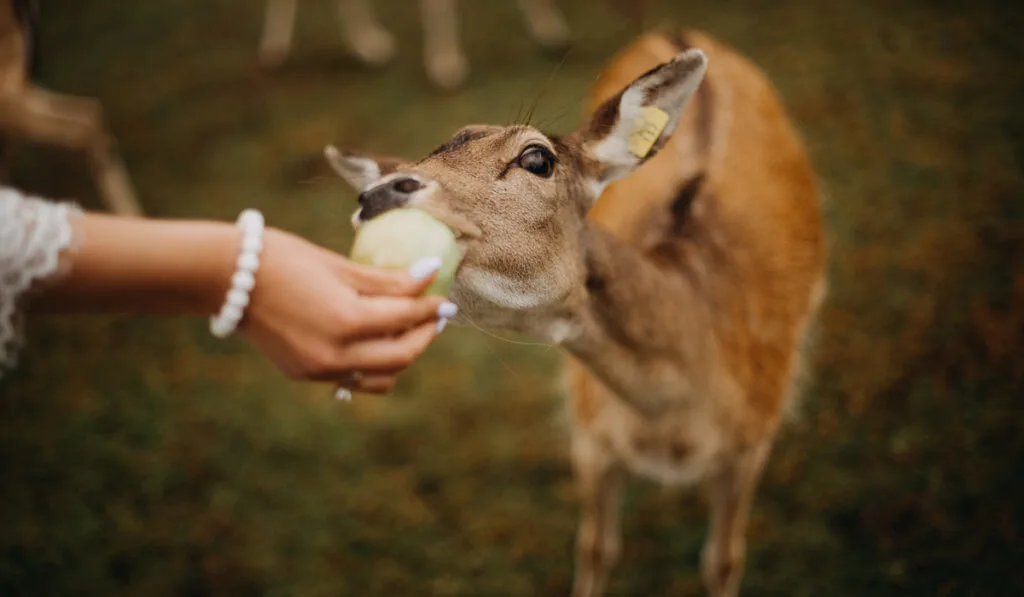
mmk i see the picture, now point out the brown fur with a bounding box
[568,30,825,596]
[328,28,825,597]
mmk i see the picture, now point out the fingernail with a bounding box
[408,256,443,281]
[436,318,448,334]
[335,388,352,401]
[438,301,458,319]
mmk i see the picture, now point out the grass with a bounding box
[1,0,1022,595]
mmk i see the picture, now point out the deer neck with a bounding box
[551,220,709,417]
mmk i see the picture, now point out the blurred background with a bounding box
[1,0,1022,595]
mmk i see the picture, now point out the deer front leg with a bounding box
[701,443,770,597]
[516,0,570,53]
[571,434,625,597]
[0,87,141,215]
[259,0,298,68]
[337,0,396,67]
[419,0,468,89]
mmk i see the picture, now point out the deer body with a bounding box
[565,30,825,596]
[327,28,825,597]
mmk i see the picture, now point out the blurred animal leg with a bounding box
[338,0,396,66]
[571,434,625,597]
[419,0,467,89]
[517,0,569,52]
[259,0,298,68]
[1,87,141,215]
[701,444,770,597]
[88,136,141,217]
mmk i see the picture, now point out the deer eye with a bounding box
[518,146,556,178]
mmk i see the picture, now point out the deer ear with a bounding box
[324,145,404,191]
[575,49,707,196]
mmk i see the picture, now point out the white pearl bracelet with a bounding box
[209,209,265,339]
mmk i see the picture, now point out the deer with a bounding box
[324,27,826,597]
[0,0,142,215]
[259,0,575,89]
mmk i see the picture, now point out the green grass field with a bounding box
[2,0,1022,594]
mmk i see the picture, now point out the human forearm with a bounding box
[32,213,239,316]
[11,201,454,394]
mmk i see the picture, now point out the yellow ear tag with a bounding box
[626,106,670,159]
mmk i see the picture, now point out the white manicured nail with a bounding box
[436,318,448,333]
[335,388,352,401]
[408,256,443,281]
[438,301,457,319]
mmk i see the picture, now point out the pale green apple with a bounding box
[350,208,463,296]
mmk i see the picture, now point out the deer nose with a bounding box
[357,176,424,221]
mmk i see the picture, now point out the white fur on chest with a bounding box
[622,420,721,486]
[583,397,725,487]
[459,266,562,311]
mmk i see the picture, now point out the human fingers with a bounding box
[296,309,449,384]
[347,294,456,339]
[335,318,444,372]
[337,255,442,297]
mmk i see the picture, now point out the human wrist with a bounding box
[114,217,242,316]
[208,209,265,337]
[190,221,244,316]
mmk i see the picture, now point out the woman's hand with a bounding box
[241,228,455,395]
[33,213,451,395]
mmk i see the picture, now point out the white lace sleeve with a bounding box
[0,187,80,376]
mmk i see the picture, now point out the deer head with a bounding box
[327,49,707,334]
